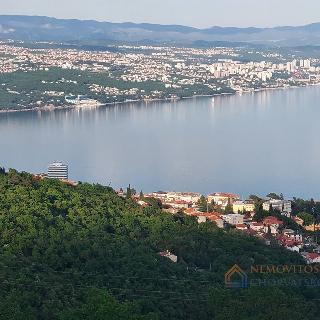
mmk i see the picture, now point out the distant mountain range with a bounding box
[1,15,320,47]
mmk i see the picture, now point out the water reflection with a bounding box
[1,86,320,198]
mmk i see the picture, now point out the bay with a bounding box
[1,86,320,198]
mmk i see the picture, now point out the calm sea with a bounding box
[1,86,320,198]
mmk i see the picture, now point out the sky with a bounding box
[0,0,320,28]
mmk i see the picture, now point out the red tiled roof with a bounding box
[185,208,196,213]
[208,192,240,198]
[236,224,247,228]
[263,216,284,226]
[159,250,171,257]
[208,215,223,221]
[283,240,296,246]
[251,222,264,227]
[191,213,214,217]
[306,253,320,260]
[164,200,192,205]
[189,211,221,217]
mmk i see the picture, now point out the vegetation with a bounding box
[292,198,320,216]
[298,212,316,226]
[266,193,284,200]
[197,195,210,212]
[0,169,319,319]
[0,68,229,111]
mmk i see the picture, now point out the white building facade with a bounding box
[47,162,68,180]
[263,199,292,215]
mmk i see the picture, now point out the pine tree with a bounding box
[224,199,233,214]
[126,184,132,199]
[197,195,208,212]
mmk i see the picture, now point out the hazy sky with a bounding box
[1,0,320,28]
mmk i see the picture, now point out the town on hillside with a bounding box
[118,189,320,265]
[33,162,320,265]
[1,40,320,111]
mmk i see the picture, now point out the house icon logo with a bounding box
[225,264,248,289]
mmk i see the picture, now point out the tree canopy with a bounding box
[0,169,318,319]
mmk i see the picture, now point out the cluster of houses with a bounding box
[134,191,320,265]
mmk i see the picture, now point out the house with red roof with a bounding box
[276,234,303,252]
[207,215,224,228]
[263,216,284,226]
[236,224,248,231]
[207,192,240,209]
[249,222,264,232]
[166,199,192,209]
[263,216,284,234]
[184,211,225,227]
[302,252,320,264]
[159,250,178,263]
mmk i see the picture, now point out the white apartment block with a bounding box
[263,199,292,214]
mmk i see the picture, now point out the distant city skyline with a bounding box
[0,0,320,28]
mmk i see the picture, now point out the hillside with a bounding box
[1,15,320,46]
[0,168,319,319]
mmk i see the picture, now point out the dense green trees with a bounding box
[58,289,155,320]
[0,170,319,319]
[197,195,217,213]
[208,287,317,320]
[298,212,316,226]
[266,193,283,200]
[197,195,209,212]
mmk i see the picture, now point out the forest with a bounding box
[0,168,319,319]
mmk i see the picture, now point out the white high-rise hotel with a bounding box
[47,162,68,180]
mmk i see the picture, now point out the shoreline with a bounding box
[0,82,319,114]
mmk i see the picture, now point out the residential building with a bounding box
[263,199,292,215]
[207,193,240,208]
[151,191,168,200]
[159,250,178,263]
[236,224,248,231]
[248,222,264,232]
[186,210,225,228]
[302,252,320,264]
[285,243,302,253]
[222,214,244,226]
[151,191,201,205]
[208,215,225,228]
[47,162,68,180]
[233,200,255,213]
[166,192,201,204]
[305,224,320,232]
[167,200,191,210]
[197,216,207,224]
[263,216,284,234]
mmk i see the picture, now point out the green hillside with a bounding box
[0,168,318,319]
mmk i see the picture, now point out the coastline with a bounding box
[0,82,319,114]
[0,104,75,114]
